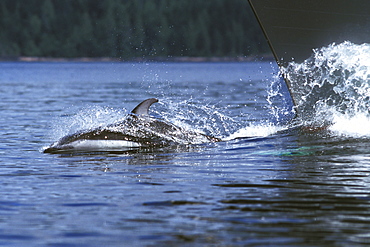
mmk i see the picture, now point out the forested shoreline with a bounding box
[0,0,270,60]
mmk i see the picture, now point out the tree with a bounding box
[0,0,270,59]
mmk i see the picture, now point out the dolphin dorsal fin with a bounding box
[131,98,158,116]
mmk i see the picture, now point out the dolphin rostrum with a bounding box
[43,98,220,153]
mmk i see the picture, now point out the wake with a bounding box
[282,42,370,137]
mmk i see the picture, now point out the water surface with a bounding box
[1,59,370,246]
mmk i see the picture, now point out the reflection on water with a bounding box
[1,61,370,246]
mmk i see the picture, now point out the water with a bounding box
[1,49,370,246]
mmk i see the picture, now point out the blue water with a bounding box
[1,61,370,246]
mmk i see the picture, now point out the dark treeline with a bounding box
[0,0,269,59]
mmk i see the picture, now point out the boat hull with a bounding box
[248,0,370,66]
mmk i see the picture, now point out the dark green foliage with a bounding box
[0,0,269,58]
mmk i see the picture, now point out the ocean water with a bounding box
[2,45,370,246]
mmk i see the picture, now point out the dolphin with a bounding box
[43,98,220,153]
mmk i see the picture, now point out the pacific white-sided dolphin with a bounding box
[43,98,220,153]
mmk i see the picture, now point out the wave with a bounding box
[281,41,370,137]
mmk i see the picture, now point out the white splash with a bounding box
[226,122,284,140]
[50,106,127,140]
[154,98,237,138]
[330,112,370,137]
[282,41,370,137]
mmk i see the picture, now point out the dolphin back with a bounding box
[131,98,158,116]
